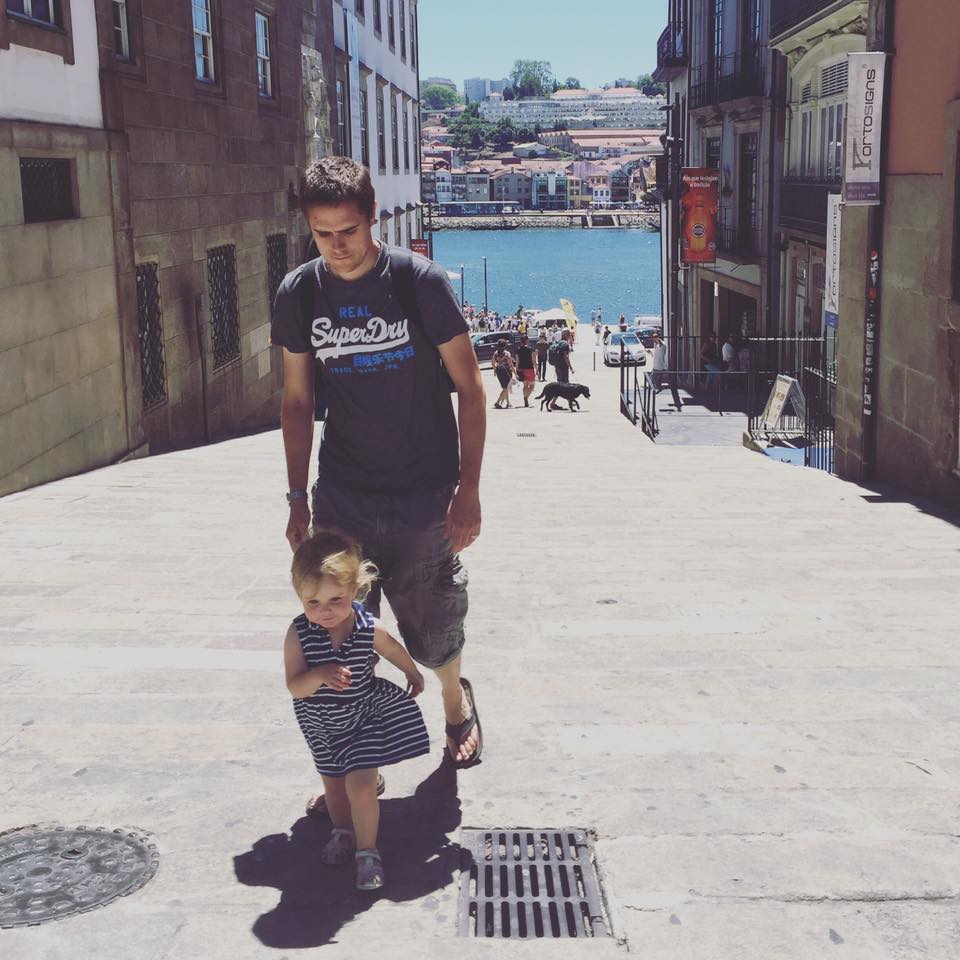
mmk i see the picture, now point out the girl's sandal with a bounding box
[355,849,385,891]
[320,827,356,865]
[306,774,385,819]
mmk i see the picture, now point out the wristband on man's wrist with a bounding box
[286,489,307,505]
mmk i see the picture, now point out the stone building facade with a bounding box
[0,1,133,496]
[834,0,960,504]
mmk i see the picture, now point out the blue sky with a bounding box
[417,0,666,91]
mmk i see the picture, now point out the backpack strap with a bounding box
[296,258,327,421]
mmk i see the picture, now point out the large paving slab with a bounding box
[1,341,958,959]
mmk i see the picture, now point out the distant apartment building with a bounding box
[332,0,422,247]
[531,172,568,210]
[490,168,533,207]
[464,76,509,102]
[479,88,666,128]
[424,76,457,91]
[451,172,467,201]
[465,171,491,201]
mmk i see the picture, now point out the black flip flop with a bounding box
[445,677,483,768]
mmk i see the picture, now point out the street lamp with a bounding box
[460,264,465,308]
[482,256,488,312]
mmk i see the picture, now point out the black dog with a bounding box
[534,382,592,411]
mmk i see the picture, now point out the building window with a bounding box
[6,0,61,25]
[410,4,416,68]
[387,0,394,48]
[390,94,400,172]
[376,86,386,173]
[406,210,413,243]
[19,158,74,223]
[207,244,240,369]
[266,233,288,318]
[192,0,215,81]
[738,132,759,241]
[706,136,721,169]
[399,0,405,60]
[953,136,960,303]
[402,104,410,171]
[799,110,812,177]
[255,11,272,97]
[709,0,723,76]
[135,263,167,412]
[111,0,131,59]
[359,88,370,167]
[819,103,844,180]
[380,217,389,243]
[413,114,419,172]
[355,0,363,16]
[395,217,402,246]
[336,79,348,156]
[373,0,380,33]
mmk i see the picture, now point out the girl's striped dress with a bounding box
[291,601,430,776]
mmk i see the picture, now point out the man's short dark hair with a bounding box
[299,157,376,219]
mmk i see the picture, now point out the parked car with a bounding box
[634,325,663,348]
[603,331,646,367]
[471,331,523,366]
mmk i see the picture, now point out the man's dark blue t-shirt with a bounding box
[270,244,468,495]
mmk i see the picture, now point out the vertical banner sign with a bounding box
[823,194,842,329]
[844,52,887,205]
[410,238,429,257]
[346,10,363,162]
[680,168,719,264]
[862,249,880,419]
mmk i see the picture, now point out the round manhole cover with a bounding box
[0,825,159,928]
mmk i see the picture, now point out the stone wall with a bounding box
[0,122,131,497]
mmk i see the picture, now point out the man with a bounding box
[594,317,603,346]
[651,331,668,392]
[555,328,574,384]
[271,157,486,796]
[700,332,721,390]
[618,313,628,332]
[721,332,738,371]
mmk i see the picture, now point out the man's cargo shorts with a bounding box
[311,477,468,669]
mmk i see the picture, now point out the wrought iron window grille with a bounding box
[135,263,168,411]
[266,233,288,318]
[207,244,241,369]
[19,157,74,223]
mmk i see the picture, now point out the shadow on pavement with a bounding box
[233,760,463,948]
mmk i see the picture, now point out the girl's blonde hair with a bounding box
[291,528,378,599]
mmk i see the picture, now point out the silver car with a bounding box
[603,332,646,367]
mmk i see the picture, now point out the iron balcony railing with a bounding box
[653,23,687,81]
[718,223,763,258]
[690,50,765,109]
[779,177,841,234]
[771,0,840,38]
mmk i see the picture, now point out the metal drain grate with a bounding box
[516,433,537,438]
[458,828,609,939]
[0,824,159,928]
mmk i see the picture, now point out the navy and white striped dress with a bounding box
[291,602,430,777]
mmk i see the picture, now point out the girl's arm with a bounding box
[284,624,352,697]
[372,623,425,697]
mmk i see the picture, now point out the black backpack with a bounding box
[547,340,561,366]
[297,246,453,421]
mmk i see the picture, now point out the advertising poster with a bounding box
[844,52,887,205]
[410,238,430,258]
[680,168,719,264]
[823,194,842,329]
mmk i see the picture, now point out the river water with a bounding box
[431,227,663,324]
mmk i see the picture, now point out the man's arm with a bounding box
[437,332,486,552]
[281,348,315,551]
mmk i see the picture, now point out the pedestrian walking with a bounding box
[651,331,668,391]
[492,338,516,409]
[618,313,628,332]
[535,329,549,381]
[284,530,430,891]
[271,157,486,815]
[594,317,603,345]
[554,329,574,384]
[515,334,537,407]
[701,332,721,390]
[722,332,738,371]
[602,325,611,346]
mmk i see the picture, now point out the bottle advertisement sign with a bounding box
[844,52,887,205]
[680,168,720,264]
[823,194,842,329]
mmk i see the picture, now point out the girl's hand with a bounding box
[318,664,352,692]
[405,669,425,698]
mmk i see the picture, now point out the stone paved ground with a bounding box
[1,342,959,959]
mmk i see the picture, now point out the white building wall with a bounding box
[338,1,421,243]
[0,4,102,127]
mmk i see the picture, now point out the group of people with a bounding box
[701,332,753,374]
[490,326,575,408]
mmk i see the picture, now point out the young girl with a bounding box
[284,529,430,891]
[492,338,516,409]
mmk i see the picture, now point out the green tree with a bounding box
[559,76,582,90]
[502,86,515,101]
[421,84,461,110]
[614,77,634,88]
[489,117,516,150]
[508,59,554,99]
[636,73,667,97]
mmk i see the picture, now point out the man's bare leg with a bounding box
[433,654,480,763]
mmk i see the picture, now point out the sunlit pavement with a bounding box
[1,340,959,958]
